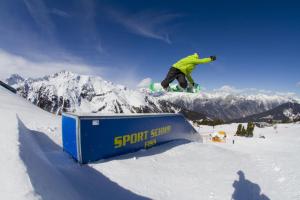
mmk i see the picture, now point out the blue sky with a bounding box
[0,0,299,94]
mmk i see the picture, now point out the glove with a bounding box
[210,55,217,61]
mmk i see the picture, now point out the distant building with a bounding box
[210,131,227,143]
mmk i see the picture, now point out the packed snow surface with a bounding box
[1,85,300,200]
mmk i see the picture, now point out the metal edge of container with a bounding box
[62,112,78,119]
[81,114,184,121]
[182,115,198,133]
[62,112,183,119]
[62,113,83,163]
[76,116,83,164]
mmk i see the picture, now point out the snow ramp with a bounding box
[62,113,199,164]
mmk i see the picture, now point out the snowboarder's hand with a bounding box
[210,56,217,61]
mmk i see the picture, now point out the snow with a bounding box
[159,89,298,107]
[0,86,60,200]
[9,71,158,114]
[8,71,300,120]
[1,85,300,199]
[283,108,300,121]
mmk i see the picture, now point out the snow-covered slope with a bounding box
[0,85,61,199]
[1,82,300,199]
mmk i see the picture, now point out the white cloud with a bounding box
[79,0,105,55]
[0,49,99,80]
[214,85,279,95]
[22,0,104,54]
[51,8,71,18]
[137,78,152,88]
[0,49,142,89]
[101,65,143,89]
[214,85,241,93]
[107,9,180,44]
[23,0,56,36]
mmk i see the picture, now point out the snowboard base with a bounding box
[149,82,201,93]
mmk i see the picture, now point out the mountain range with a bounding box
[5,71,207,121]
[5,71,300,122]
[232,102,300,123]
[158,89,299,121]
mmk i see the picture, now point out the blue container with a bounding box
[62,113,198,164]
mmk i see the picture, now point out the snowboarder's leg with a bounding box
[161,67,180,89]
[176,73,188,89]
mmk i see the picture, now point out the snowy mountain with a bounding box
[6,71,299,122]
[232,102,300,123]
[158,90,299,121]
[5,74,25,85]
[6,71,207,121]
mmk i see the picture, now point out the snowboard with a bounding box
[149,82,201,93]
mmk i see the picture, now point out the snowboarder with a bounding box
[161,53,216,92]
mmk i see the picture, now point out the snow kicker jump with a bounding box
[62,113,199,164]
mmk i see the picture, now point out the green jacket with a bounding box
[173,53,212,84]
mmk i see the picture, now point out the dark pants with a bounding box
[161,67,187,89]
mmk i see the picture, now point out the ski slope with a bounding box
[1,85,300,200]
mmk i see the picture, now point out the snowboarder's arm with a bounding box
[193,57,212,64]
[190,56,216,64]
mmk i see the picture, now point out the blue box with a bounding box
[62,113,198,164]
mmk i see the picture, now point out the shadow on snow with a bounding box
[232,170,270,200]
[17,115,150,200]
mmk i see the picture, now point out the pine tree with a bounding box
[246,122,255,137]
[246,122,250,137]
[241,126,247,136]
[236,124,243,136]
